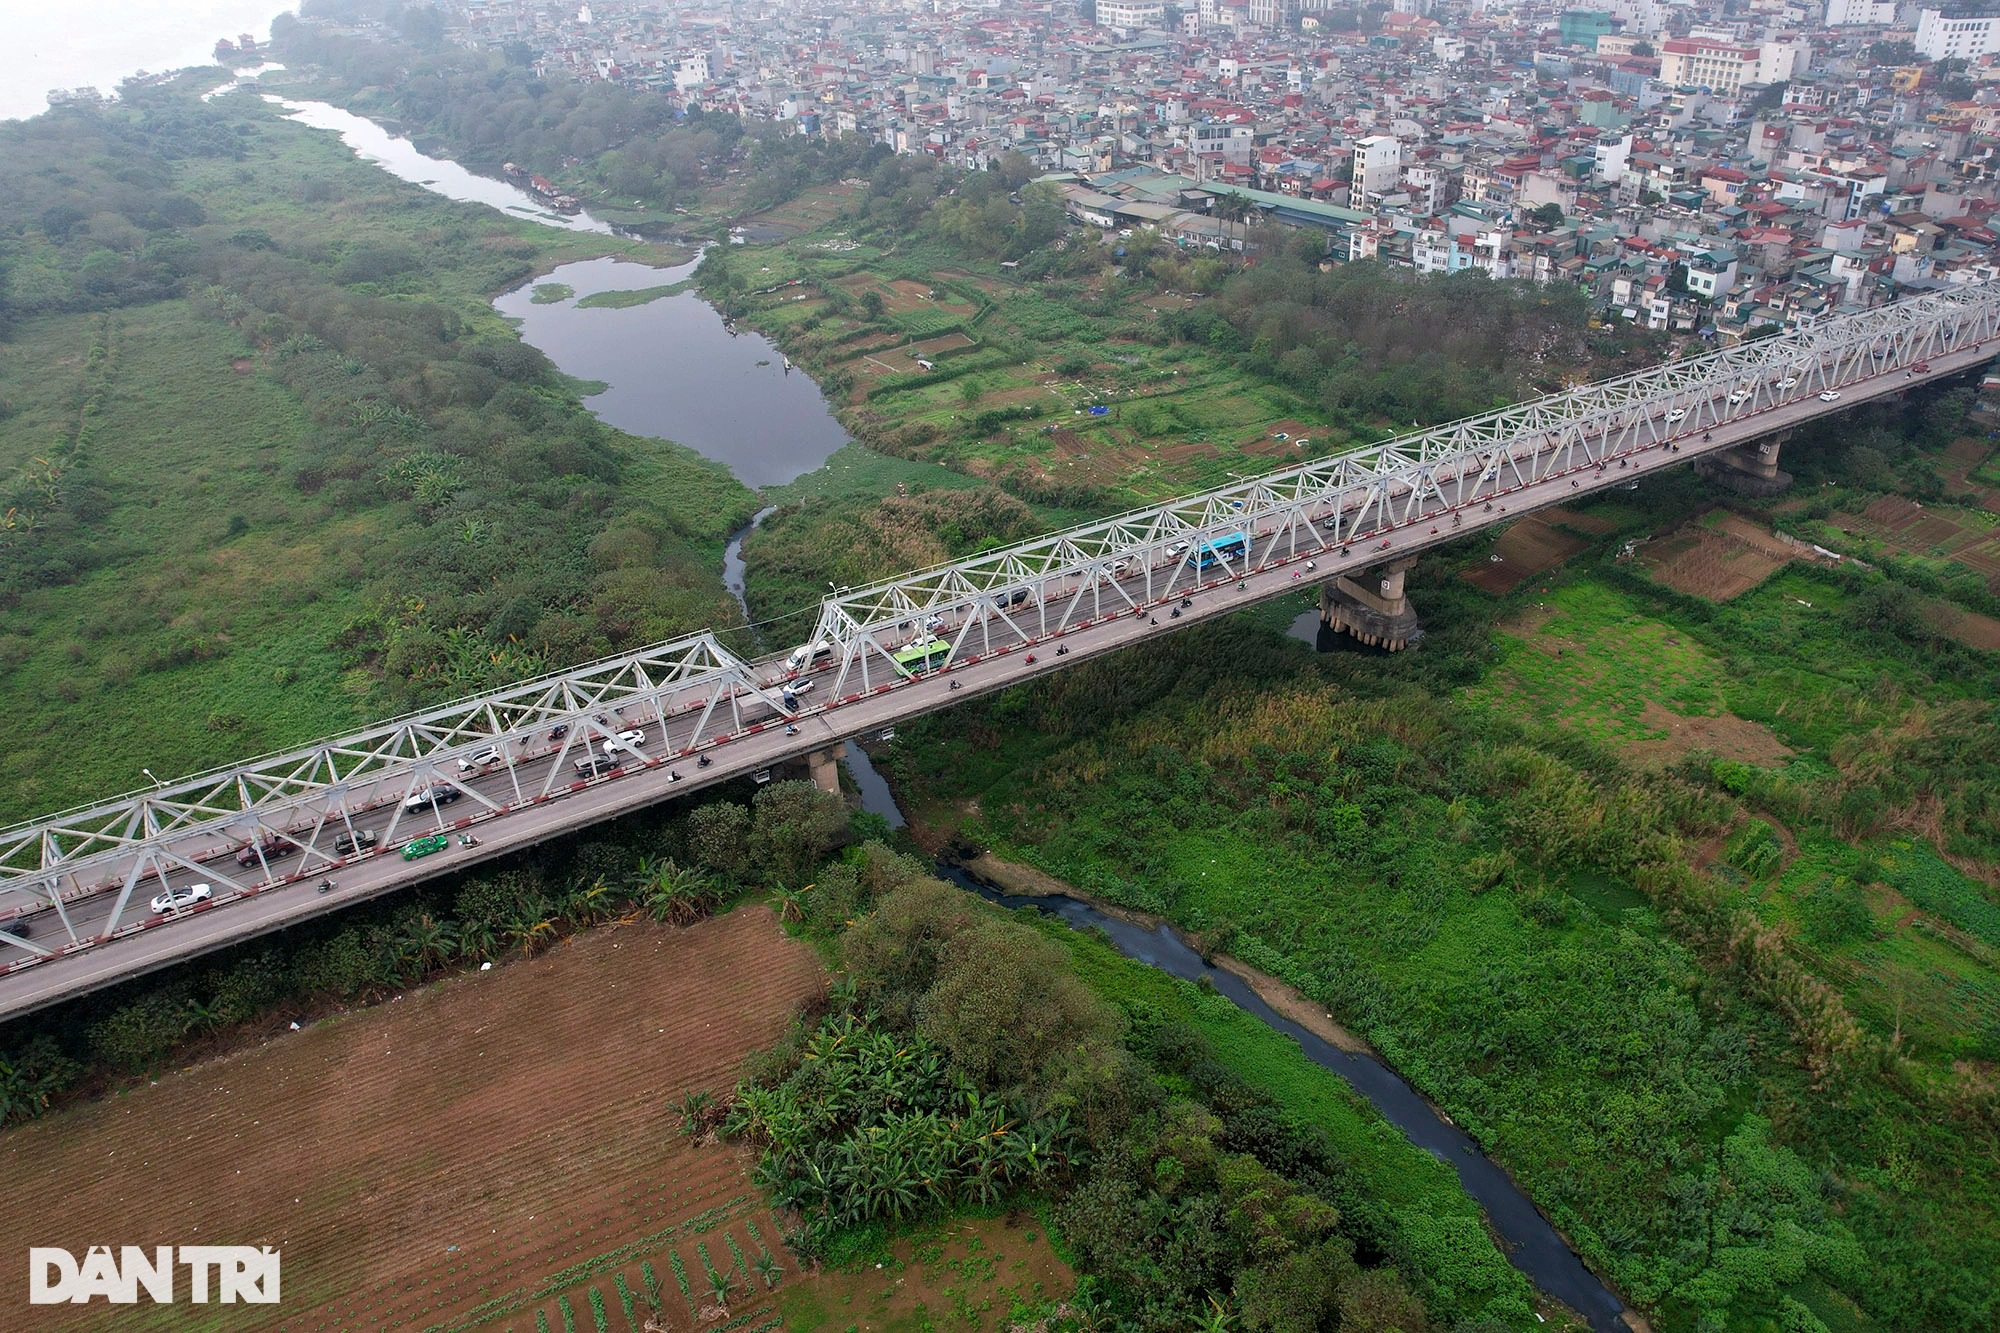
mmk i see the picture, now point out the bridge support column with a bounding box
[1320,558,1423,650]
[1697,428,1793,497]
[807,747,841,796]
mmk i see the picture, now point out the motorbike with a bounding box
[318,880,336,894]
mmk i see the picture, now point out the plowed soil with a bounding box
[0,907,825,1331]
[1463,512,1591,594]
[1643,512,1797,601]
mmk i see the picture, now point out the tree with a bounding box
[641,860,716,926]
[687,803,751,882]
[1865,39,1917,65]
[1527,201,1565,229]
[1336,1268,1429,1332]
[749,781,849,886]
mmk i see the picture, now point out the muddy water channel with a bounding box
[839,744,1629,1333]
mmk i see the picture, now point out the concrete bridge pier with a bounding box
[807,746,841,795]
[1697,428,1793,497]
[1320,557,1423,650]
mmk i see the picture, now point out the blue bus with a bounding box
[1196,532,1251,571]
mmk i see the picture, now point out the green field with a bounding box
[0,85,750,821]
[879,498,2000,1331]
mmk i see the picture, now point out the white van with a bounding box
[786,641,834,672]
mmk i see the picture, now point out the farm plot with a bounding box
[0,906,824,1331]
[1828,495,2000,588]
[738,182,860,238]
[1462,511,1592,595]
[1641,510,1799,601]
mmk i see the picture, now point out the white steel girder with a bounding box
[3,280,1997,922]
[805,281,2000,675]
[0,633,786,908]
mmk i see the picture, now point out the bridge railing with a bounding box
[0,634,791,920]
[804,280,2000,692]
[4,281,1997,918]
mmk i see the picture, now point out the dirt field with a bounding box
[1642,511,1798,601]
[1928,600,2000,651]
[1463,511,1593,595]
[739,182,859,238]
[1626,699,1794,767]
[1828,495,2000,589]
[0,907,825,1331]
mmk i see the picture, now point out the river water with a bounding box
[492,256,850,489]
[838,744,1626,1332]
[262,97,852,488]
[268,96,616,234]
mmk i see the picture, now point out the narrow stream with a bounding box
[721,505,778,623]
[839,744,1627,1333]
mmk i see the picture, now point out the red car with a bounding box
[235,835,298,867]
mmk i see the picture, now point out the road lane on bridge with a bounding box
[0,336,1986,1018]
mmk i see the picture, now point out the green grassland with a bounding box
[0,86,750,821]
[0,302,376,816]
[879,488,2000,1331]
[574,279,696,309]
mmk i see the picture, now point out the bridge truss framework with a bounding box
[3,278,1997,962]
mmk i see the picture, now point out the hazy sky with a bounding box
[0,1,295,120]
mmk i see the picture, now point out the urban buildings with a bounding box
[351,0,2000,341]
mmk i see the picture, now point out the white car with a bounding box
[1169,541,1192,556]
[152,883,213,914]
[1665,408,1687,422]
[784,678,816,699]
[601,728,646,755]
[457,746,504,774]
[1727,390,1750,405]
[1817,390,1841,402]
[1775,377,1798,389]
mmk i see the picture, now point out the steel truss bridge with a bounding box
[2,280,1996,1017]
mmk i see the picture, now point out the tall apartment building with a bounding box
[1097,0,1167,31]
[1353,134,1404,195]
[1915,7,2000,60]
[1658,36,1764,95]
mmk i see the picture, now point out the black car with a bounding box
[235,835,300,868]
[403,784,464,812]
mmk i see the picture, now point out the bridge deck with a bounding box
[1,285,1994,1018]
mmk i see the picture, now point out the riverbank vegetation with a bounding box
[730,854,1541,1329]
[883,465,2000,1332]
[269,2,887,233]
[0,81,752,820]
[1,763,1542,1329]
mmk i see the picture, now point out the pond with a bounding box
[494,256,852,489]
